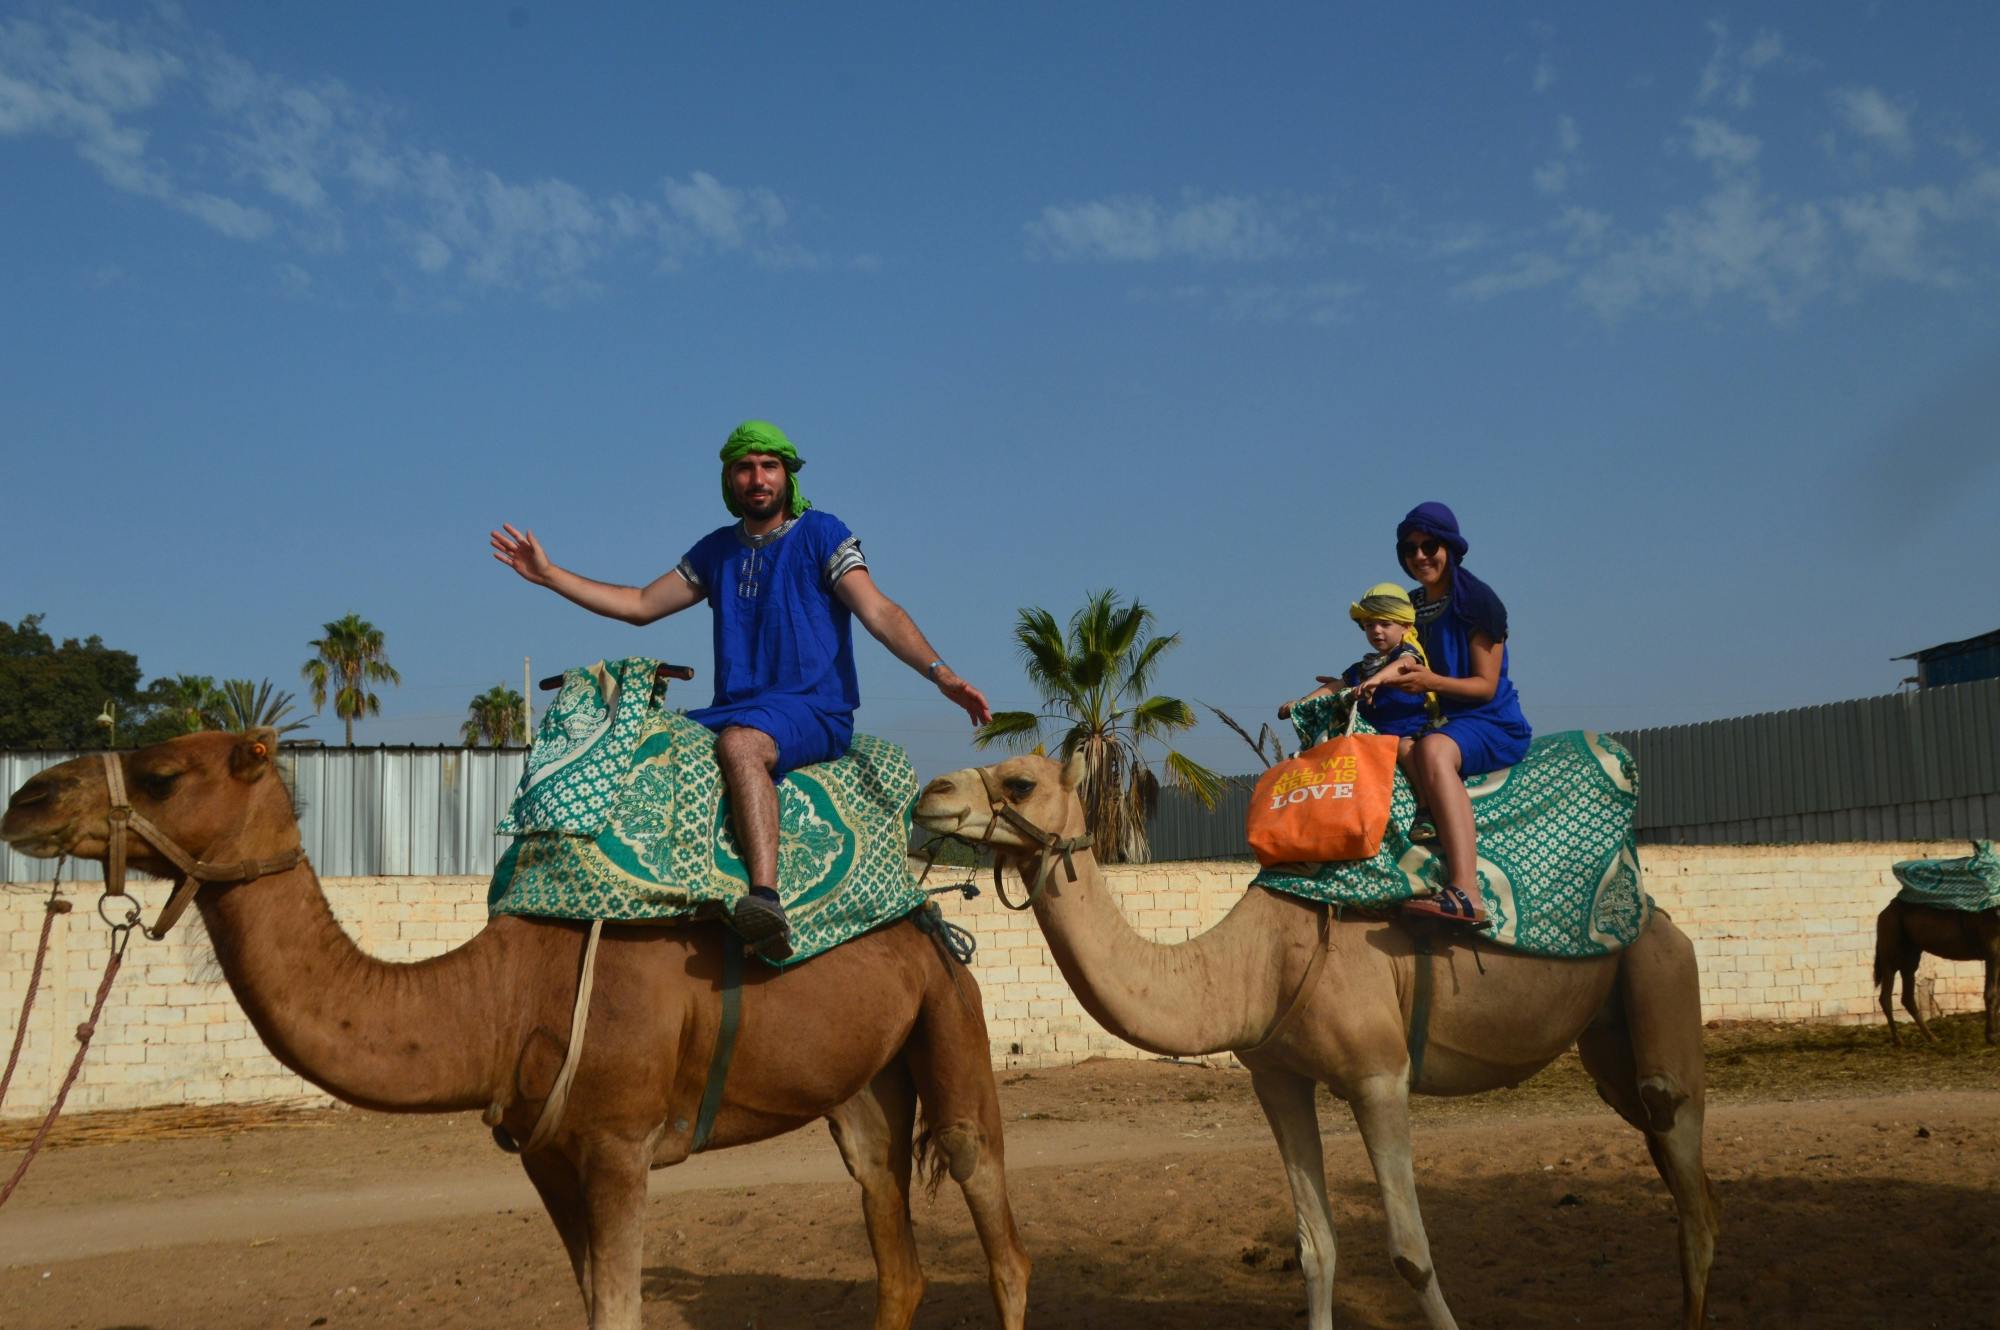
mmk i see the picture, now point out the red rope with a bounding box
[0,928,128,1209]
[0,873,68,1112]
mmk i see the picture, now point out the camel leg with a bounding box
[523,1148,593,1313]
[904,973,1030,1330]
[1901,955,1938,1045]
[1349,1073,1458,1330]
[577,1139,653,1330]
[1874,908,1904,1048]
[1979,953,1998,1044]
[1608,915,1719,1330]
[1248,1065,1339,1330]
[1878,971,1902,1048]
[826,1063,926,1330]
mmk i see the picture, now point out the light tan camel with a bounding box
[1874,898,2000,1046]
[916,752,1718,1330]
[1,731,1029,1330]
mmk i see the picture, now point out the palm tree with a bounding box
[216,678,310,737]
[461,684,526,747]
[976,590,1222,863]
[157,674,230,733]
[301,614,401,747]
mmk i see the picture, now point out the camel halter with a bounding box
[969,765,1094,911]
[100,751,305,941]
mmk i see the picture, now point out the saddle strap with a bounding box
[691,938,745,1152]
[522,918,605,1154]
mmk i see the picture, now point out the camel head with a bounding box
[2,729,294,877]
[915,751,1089,862]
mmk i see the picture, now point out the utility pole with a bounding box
[522,656,532,747]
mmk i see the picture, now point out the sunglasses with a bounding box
[1398,537,1444,560]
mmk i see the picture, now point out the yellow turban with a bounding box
[1348,582,1415,626]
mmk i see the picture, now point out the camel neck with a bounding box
[197,863,519,1113]
[1019,837,1282,1056]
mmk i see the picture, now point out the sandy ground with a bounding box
[1,1039,1997,1329]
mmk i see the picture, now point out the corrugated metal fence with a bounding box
[5,678,1994,879]
[1605,677,2000,845]
[0,747,526,883]
[1143,677,2000,856]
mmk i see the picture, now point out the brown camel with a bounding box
[1,731,1030,1330]
[916,752,1718,1330]
[1874,898,2000,1046]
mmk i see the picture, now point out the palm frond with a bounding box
[974,710,1046,751]
[1161,748,1225,809]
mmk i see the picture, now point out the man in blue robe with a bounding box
[491,420,990,957]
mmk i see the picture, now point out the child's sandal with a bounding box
[1401,885,1491,929]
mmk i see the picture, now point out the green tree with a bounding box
[0,614,155,748]
[215,679,310,737]
[300,614,401,746]
[975,590,1222,863]
[154,674,230,734]
[461,684,526,747]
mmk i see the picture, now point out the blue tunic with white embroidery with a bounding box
[675,510,865,770]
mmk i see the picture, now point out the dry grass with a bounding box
[0,1099,338,1151]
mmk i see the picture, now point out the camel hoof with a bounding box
[1392,1254,1434,1291]
[1637,1075,1682,1134]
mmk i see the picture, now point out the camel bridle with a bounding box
[966,765,1094,911]
[99,751,305,941]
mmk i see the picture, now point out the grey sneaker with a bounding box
[732,886,794,961]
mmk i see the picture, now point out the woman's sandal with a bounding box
[1401,884,1491,929]
[1407,808,1438,844]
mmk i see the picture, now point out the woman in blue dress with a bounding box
[1359,501,1530,927]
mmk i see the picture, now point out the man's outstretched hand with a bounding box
[934,667,992,726]
[491,523,554,587]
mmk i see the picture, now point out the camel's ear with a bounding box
[229,729,280,781]
[1060,748,1088,791]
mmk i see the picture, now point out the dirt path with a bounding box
[2,1047,1997,1329]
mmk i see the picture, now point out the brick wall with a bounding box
[2,842,1989,1117]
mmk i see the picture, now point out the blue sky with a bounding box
[4,2,1998,781]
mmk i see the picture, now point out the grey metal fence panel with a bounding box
[1609,677,2000,845]
[1,746,529,883]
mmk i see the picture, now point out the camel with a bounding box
[1874,898,2000,1046]
[1,730,1029,1330]
[915,752,1718,1330]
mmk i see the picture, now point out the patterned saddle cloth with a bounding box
[488,658,927,965]
[1893,840,2000,913]
[1252,694,1651,959]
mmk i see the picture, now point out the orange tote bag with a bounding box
[1246,714,1400,867]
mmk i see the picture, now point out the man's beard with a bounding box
[739,488,786,521]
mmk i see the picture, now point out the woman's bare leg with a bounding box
[1414,733,1473,890]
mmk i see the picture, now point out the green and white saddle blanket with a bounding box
[1251,694,1651,959]
[1892,840,2000,913]
[489,658,927,966]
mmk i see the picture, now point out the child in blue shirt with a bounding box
[1281,582,1442,741]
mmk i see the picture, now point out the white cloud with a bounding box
[1695,21,1785,110]
[0,9,813,302]
[1533,53,1555,95]
[1027,193,1297,262]
[1534,115,1583,196]
[1684,117,1761,174]
[1453,253,1569,301]
[1575,180,1831,321]
[1836,187,1956,284]
[1831,86,1914,158]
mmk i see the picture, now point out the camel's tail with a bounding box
[1872,904,1903,988]
[912,1106,950,1199]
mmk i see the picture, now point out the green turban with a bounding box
[719,419,810,518]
